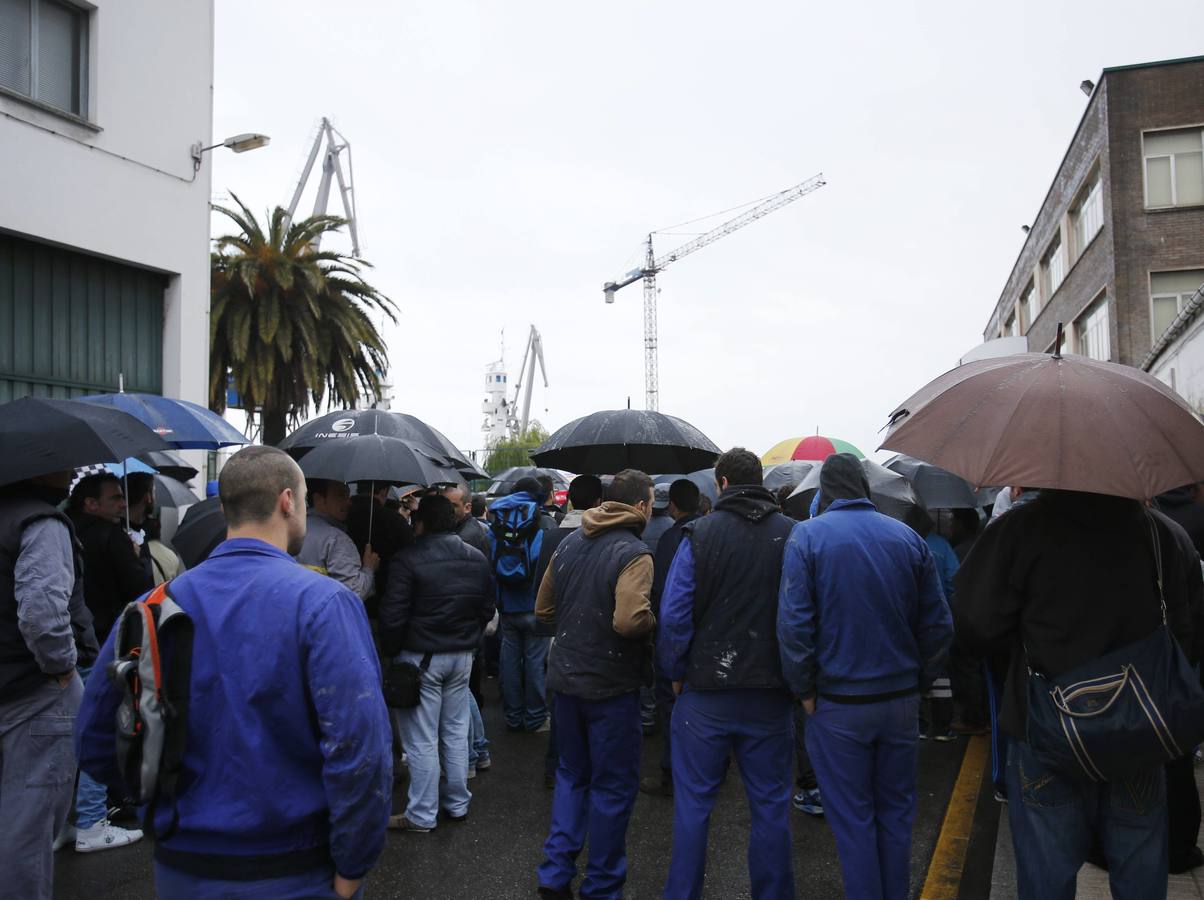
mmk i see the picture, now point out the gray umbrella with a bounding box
[789,458,930,532]
[653,470,719,502]
[154,474,200,509]
[883,454,978,510]
[762,460,819,492]
[531,409,720,475]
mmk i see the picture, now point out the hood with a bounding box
[582,501,648,537]
[714,485,780,522]
[1036,489,1143,533]
[560,509,586,529]
[1156,485,1197,509]
[491,491,539,513]
[817,453,870,514]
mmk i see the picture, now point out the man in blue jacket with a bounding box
[489,477,555,732]
[659,449,797,900]
[75,446,393,899]
[778,453,952,900]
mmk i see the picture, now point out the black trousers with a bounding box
[1167,752,1202,867]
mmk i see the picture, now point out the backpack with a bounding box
[107,581,194,840]
[489,500,545,587]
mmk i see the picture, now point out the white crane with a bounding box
[283,118,360,256]
[508,325,548,440]
[603,172,826,410]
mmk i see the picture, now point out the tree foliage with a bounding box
[483,424,550,475]
[209,195,397,446]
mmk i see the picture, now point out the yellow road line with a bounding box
[920,734,991,900]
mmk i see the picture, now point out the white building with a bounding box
[481,359,510,445]
[0,0,214,406]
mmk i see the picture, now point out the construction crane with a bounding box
[508,325,548,440]
[603,172,826,411]
[282,117,360,256]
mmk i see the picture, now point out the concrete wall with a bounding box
[0,0,215,404]
[1107,59,1204,365]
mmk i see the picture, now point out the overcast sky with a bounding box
[211,1,1204,463]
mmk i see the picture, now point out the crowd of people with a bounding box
[1,441,1202,899]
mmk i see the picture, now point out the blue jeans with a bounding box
[1005,738,1168,900]
[665,688,794,900]
[467,691,490,766]
[154,862,363,899]
[539,692,642,900]
[805,694,920,900]
[75,666,108,829]
[394,650,473,829]
[500,612,549,730]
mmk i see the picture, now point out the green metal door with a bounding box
[0,234,165,400]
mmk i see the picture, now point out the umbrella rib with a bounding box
[1106,375,1198,497]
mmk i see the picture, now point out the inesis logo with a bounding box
[314,418,360,439]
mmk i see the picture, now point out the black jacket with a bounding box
[455,514,491,559]
[955,490,1194,739]
[685,487,793,692]
[379,532,495,656]
[1156,486,1204,556]
[71,511,153,644]
[651,513,699,616]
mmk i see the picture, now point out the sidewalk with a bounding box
[989,764,1204,899]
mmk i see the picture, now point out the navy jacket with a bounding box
[74,538,392,880]
[379,532,495,656]
[777,498,952,700]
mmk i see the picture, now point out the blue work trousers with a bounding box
[1005,738,1168,900]
[154,862,364,899]
[805,694,920,900]
[538,691,642,900]
[665,688,794,900]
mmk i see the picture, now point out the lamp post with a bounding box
[190,133,271,172]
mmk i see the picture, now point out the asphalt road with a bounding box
[54,681,971,899]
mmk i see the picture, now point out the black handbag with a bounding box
[1025,514,1204,781]
[382,652,433,709]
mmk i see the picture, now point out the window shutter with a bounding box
[0,0,32,96]
[35,0,79,113]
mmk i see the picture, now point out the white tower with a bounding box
[481,358,510,444]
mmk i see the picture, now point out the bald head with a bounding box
[220,445,304,528]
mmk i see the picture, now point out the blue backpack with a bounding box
[489,496,545,587]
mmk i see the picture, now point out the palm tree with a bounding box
[209,195,397,446]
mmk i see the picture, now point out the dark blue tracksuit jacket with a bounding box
[74,538,393,880]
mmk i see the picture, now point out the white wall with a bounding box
[1150,316,1204,414]
[0,0,215,405]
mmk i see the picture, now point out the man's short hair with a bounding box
[125,472,155,508]
[568,474,603,510]
[606,469,654,508]
[416,494,457,533]
[470,493,487,517]
[220,446,302,527]
[669,478,701,514]
[69,472,120,512]
[715,447,762,487]
[439,483,470,503]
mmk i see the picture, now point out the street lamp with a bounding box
[191,133,271,171]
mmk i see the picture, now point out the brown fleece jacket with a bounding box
[535,501,656,639]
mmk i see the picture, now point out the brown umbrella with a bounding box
[881,347,1204,500]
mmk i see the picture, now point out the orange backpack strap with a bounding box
[144,583,170,609]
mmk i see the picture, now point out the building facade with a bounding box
[984,56,1204,407]
[0,0,214,405]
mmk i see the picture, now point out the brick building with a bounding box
[983,56,1204,404]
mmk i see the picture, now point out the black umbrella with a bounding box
[140,449,199,483]
[883,454,978,510]
[0,396,171,488]
[172,497,225,569]
[279,409,488,480]
[297,434,462,487]
[531,409,720,476]
[154,474,200,510]
[762,460,819,492]
[487,466,569,498]
[653,470,719,503]
[789,459,930,532]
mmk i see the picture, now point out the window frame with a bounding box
[1148,269,1204,346]
[1074,293,1111,362]
[0,0,89,120]
[1071,174,1103,259]
[1042,235,1065,300]
[1020,280,1038,333]
[1143,125,1204,210]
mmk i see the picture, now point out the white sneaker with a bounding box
[74,821,144,853]
[52,824,77,851]
[467,764,477,780]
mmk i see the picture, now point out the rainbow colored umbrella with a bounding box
[762,435,865,466]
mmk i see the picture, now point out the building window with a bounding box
[1144,128,1204,209]
[1021,281,1039,332]
[1002,308,1017,338]
[1071,175,1103,258]
[1150,269,1204,342]
[0,0,86,117]
[1075,296,1110,362]
[1042,236,1065,299]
